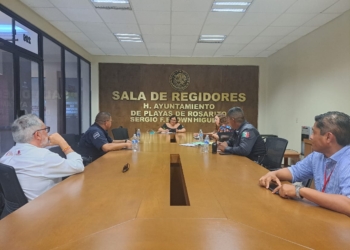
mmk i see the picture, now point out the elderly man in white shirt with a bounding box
[0,114,84,201]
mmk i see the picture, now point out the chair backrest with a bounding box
[0,163,28,219]
[261,134,278,141]
[62,134,79,152]
[49,146,66,158]
[112,127,129,140]
[217,132,234,142]
[260,137,288,171]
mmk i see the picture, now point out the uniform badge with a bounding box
[93,132,100,139]
[242,132,250,138]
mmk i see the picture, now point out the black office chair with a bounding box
[260,137,288,171]
[49,146,66,158]
[61,134,79,152]
[217,132,234,142]
[0,163,28,219]
[49,133,82,159]
[302,179,313,188]
[260,134,278,141]
[112,126,129,140]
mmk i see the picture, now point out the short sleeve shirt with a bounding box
[288,146,350,197]
[79,123,113,161]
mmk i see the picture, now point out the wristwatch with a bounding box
[293,183,304,199]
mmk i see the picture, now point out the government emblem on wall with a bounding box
[169,70,190,91]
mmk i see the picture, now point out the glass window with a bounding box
[15,21,38,54]
[43,37,63,133]
[81,59,90,132]
[65,50,79,134]
[0,11,13,42]
[0,49,14,156]
[19,57,39,116]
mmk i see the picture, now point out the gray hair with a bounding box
[227,107,245,124]
[95,111,111,125]
[11,114,43,143]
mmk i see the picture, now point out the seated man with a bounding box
[0,114,84,201]
[79,112,132,161]
[218,107,266,162]
[259,111,350,216]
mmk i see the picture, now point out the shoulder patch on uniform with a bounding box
[242,132,250,138]
[93,132,101,139]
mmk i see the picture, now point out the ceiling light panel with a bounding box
[115,33,143,42]
[211,1,252,12]
[198,35,226,43]
[91,0,132,10]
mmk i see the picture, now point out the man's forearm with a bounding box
[300,188,350,216]
[274,168,293,181]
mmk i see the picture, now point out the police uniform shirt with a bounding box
[225,121,266,162]
[79,123,113,161]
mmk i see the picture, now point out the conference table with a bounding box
[0,133,349,249]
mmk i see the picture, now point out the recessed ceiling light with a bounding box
[212,8,246,12]
[213,2,251,6]
[198,35,226,43]
[211,1,252,12]
[91,0,131,10]
[115,33,143,43]
[92,0,129,3]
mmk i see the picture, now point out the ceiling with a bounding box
[20,0,350,57]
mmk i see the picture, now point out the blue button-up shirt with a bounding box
[288,145,350,197]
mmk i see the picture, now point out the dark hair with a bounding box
[227,107,245,124]
[315,111,350,146]
[95,112,111,125]
[169,115,178,123]
[215,113,226,131]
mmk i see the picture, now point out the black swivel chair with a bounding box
[217,132,234,142]
[260,134,278,141]
[112,126,129,140]
[49,133,82,159]
[61,134,79,152]
[260,137,288,171]
[0,163,28,219]
[302,179,313,188]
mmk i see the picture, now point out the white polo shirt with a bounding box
[0,143,84,201]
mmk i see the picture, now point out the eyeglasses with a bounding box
[122,163,130,173]
[33,126,50,135]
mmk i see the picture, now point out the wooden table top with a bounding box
[0,133,349,250]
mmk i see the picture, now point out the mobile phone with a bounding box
[268,183,279,194]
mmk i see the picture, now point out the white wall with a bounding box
[266,10,350,151]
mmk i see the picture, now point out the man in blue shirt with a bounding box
[79,112,132,161]
[259,111,350,216]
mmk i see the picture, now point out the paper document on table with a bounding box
[180,141,205,147]
[180,143,197,147]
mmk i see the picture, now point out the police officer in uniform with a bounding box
[218,107,266,162]
[79,112,132,162]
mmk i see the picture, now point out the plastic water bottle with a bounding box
[203,135,209,153]
[136,129,141,141]
[199,129,203,142]
[132,134,138,152]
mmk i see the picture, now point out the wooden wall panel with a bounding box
[99,63,259,136]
